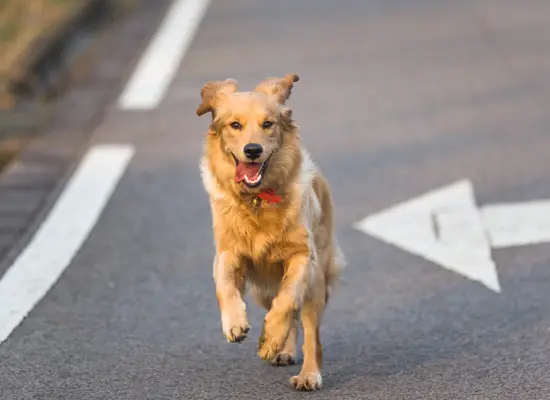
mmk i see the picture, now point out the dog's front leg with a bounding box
[213,251,249,343]
[258,252,309,360]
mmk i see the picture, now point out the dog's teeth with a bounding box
[244,174,262,185]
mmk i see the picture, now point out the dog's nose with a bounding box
[243,143,263,160]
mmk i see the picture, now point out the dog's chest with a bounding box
[213,189,310,264]
[234,220,286,262]
[246,258,284,293]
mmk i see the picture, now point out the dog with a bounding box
[196,73,345,391]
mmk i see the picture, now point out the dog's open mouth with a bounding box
[233,154,270,188]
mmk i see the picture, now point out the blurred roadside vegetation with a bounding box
[0,0,82,109]
[0,0,134,169]
[0,0,80,164]
[0,136,29,170]
[0,0,80,79]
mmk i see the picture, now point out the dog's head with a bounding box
[196,74,300,191]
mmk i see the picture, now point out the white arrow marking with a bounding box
[481,201,550,248]
[353,180,501,293]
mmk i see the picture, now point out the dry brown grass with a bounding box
[0,136,30,170]
[0,0,81,77]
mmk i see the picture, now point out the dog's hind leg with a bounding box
[290,289,325,391]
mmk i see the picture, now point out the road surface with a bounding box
[1,0,550,398]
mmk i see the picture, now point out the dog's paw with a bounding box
[290,372,323,391]
[270,353,296,366]
[258,336,285,360]
[224,324,250,343]
[221,311,250,343]
[257,309,293,359]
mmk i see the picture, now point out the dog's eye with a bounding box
[230,121,242,130]
[262,121,274,129]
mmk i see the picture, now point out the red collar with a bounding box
[256,188,282,204]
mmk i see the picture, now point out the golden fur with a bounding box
[196,73,345,391]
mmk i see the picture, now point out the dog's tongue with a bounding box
[235,163,261,182]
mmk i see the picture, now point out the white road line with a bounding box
[0,144,135,344]
[481,200,550,248]
[117,0,212,110]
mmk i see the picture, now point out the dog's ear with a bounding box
[196,79,238,116]
[254,73,299,104]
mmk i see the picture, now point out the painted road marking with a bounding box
[117,0,211,109]
[0,144,135,344]
[482,201,550,248]
[353,180,501,293]
[354,180,550,293]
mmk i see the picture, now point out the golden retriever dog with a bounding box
[196,73,345,391]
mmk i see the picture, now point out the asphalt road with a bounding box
[2,0,550,399]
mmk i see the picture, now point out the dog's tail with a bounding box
[325,238,346,304]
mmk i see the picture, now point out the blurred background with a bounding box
[1,0,550,398]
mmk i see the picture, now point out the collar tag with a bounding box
[251,196,262,208]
